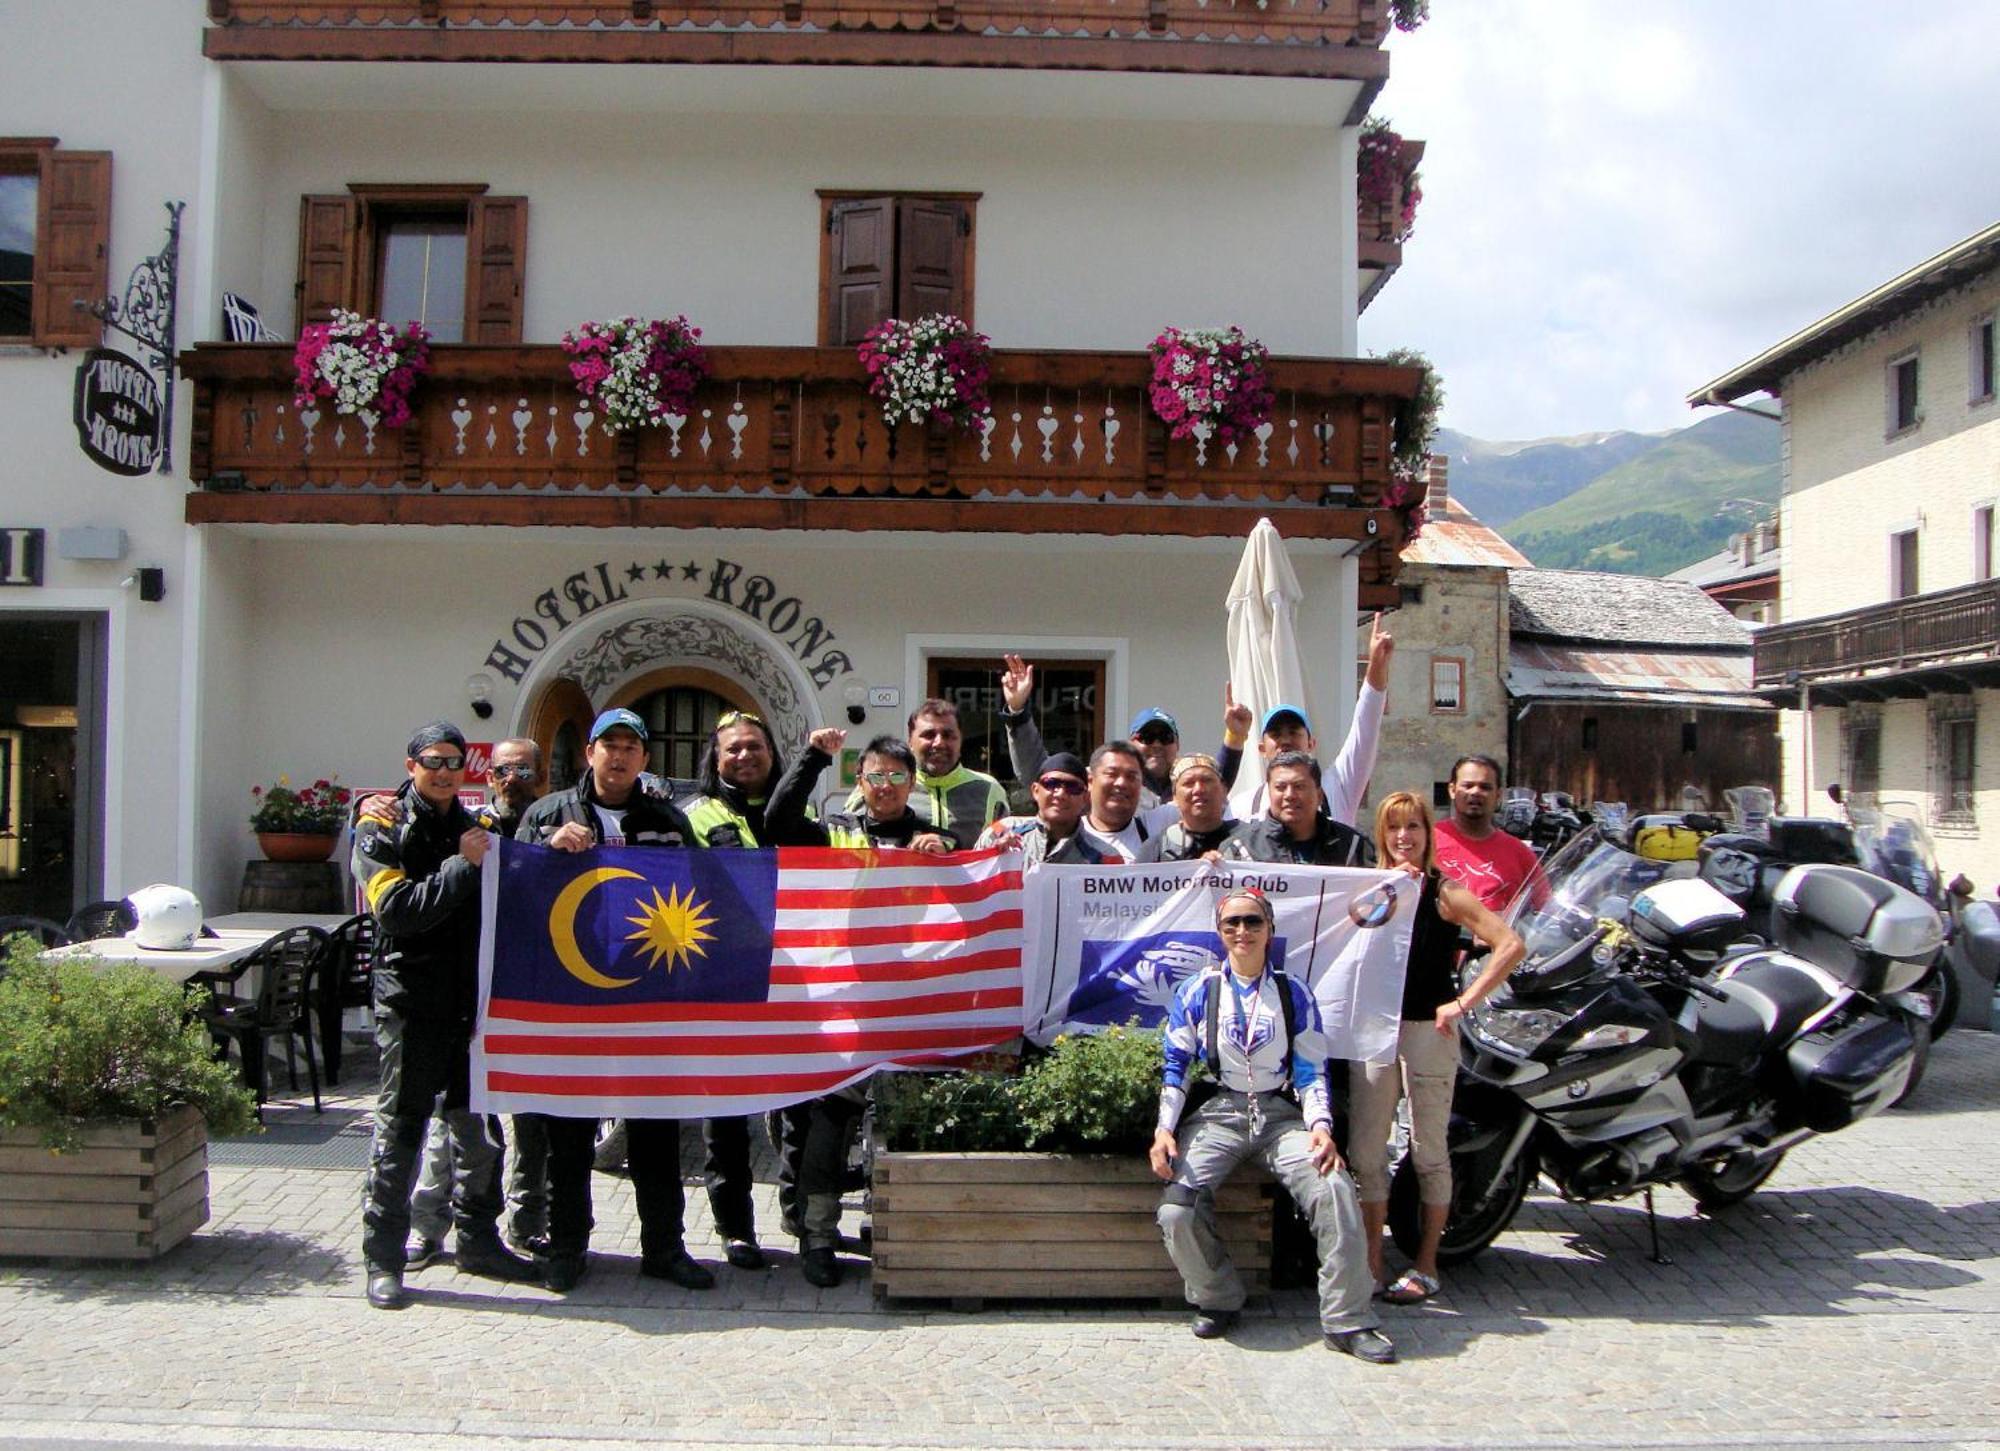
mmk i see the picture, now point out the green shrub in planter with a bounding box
[876,1024,1179,1155]
[0,936,259,1152]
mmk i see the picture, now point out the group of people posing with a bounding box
[352,615,1538,1369]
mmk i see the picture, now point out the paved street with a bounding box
[5,1029,2000,1450]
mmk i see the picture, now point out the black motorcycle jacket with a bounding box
[513,769,695,848]
[352,781,495,1024]
[1137,819,1238,863]
[1219,813,1375,868]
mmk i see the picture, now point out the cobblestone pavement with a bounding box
[5,1030,2000,1450]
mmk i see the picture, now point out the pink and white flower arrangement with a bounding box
[1146,325,1275,442]
[292,310,431,427]
[1359,119,1421,243]
[561,315,709,435]
[856,314,993,430]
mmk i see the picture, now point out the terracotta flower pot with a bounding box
[256,831,338,864]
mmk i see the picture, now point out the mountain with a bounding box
[1437,411,1781,578]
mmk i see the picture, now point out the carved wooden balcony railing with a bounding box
[202,0,1398,78]
[1753,579,2000,700]
[181,343,1421,560]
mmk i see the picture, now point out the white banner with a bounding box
[1020,860,1418,1063]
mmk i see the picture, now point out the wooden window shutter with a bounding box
[821,196,895,346]
[896,196,970,324]
[463,195,528,343]
[33,150,111,348]
[295,194,358,329]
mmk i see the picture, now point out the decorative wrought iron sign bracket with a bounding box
[82,201,182,475]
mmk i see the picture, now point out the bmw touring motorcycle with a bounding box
[1389,825,1943,1264]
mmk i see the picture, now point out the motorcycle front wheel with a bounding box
[1387,1139,1538,1267]
[1678,1147,1786,1211]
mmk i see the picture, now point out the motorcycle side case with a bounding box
[1783,1011,1917,1130]
[1628,877,1745,955]
[1773,863,1943,995]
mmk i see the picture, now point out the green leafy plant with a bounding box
[876,1024,1172,1154]
[0,937,258,1152]
[249,775,351,835]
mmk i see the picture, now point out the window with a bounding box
[1429,656,1464,714]
[1973,315,1996,406]
[296,184,527,341]
[928,654,1101,808]
[1682,721,1699,755]
[0,138,110,348]
[1581,718,1598,751]
[1977,505,1995,582]
[818,192,976,346]
[1887,352,1920,435]
[1846,709,1881,803]
[1891,528,1921,599]
[1930,699,1977,828]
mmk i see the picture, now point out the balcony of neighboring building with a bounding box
[180,341,1423,598]
[1753,577,2000,706]
[201,0,1400,82]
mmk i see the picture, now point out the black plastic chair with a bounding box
[64,898,136,942]
[319,913,378,1085]
[200,925,330,1118]
[0,915,73,949]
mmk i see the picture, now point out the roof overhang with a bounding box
[1688,222,2000,405]
[1508,642,1775,713]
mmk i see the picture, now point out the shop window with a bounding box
[818,192,976,345]
[0,139,110,348]
[1972,315,1996,406]
[1887,352,1920,435]
[927,654,1101,807]
[1891,528,1920,599]
[296,184,527,342]
[1429,656,1465,714]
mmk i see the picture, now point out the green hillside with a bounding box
[1501,411,1779,575]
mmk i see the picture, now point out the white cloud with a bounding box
[1358,0,2000,439]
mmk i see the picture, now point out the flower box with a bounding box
[0,1105,209,1261]
[870,1142,1272,1307]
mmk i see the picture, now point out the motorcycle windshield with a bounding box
[1506,827,1678,968]
[1850,804,1943,906]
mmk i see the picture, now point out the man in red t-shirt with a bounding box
[1433,754,1542,914]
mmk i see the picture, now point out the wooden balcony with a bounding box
[201,1,1397,80]
[1754,579,2000,706]
[1357,136,1423,313]
[182,342,1420,571]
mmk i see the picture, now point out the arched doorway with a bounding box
[525,677,594,794]
[609,666,760,793]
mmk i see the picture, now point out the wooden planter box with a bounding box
[0,1104,210,1260]
[871,1142,1272,1307]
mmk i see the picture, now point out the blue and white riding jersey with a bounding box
[1158,964,1331,1134]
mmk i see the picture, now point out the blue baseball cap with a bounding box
[1128,707,1179,740]
[588,707,648,744]
[1260,704,1313,737]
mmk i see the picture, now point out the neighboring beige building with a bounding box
[1692,222,2000,885]
[1366,459,1523,816]
[1667,514,1781,626]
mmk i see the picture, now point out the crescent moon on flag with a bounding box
[548,867,645,989]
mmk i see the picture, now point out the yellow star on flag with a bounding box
[623,883,719,974]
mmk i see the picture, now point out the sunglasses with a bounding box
[489,764,538,782]
[1036,777,1086,796]
[716,710,764,730]
[414,753,466,771]
[1219,915,1268,931]
[863,769,910,786]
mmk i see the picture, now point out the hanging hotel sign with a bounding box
[0,529,46,587]
[72,348,163,477]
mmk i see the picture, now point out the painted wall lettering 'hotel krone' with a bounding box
[0,1,1428,922]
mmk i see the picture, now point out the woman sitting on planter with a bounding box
[1149,887,1395,1365]
[1350,791,1524,1305]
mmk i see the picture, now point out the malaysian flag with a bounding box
[470,840,1024,1118]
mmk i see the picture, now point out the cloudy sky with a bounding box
[1357,1,2000,443]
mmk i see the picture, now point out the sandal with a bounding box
[1383,1270,1439,1305]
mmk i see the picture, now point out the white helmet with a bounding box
[127,884,204,950]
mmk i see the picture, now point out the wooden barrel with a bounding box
[238,861,343,914]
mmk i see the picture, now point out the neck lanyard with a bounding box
[1225,969,1263,1047]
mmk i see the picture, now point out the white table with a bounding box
[207,912,352,934]
[49,927,279,985]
